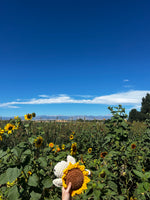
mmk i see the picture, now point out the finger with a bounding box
[66,182,72,192]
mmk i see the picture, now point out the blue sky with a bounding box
[0,0,150,117]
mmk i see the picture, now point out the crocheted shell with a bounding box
[53,178,62,187]
[54,161,68,178]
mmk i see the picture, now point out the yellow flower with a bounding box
[0,135,2,141]
[72,131,75,134]
[0,128,4,134]
[28,171,32,176]
[24,113,32,120]
[56,147,61,152]
[142,168,145,172]
[131,143,136,149]
[49,142,54,148]
[70,135,74,140]
[62,144,65,150]
[4,123,15,134]
[71,143,77,155]
[15,124,19,130]
[88,148,92,153]
[7,179,17,187]
[14,116,19,119]
[100,152,108,159]
[62,162,90,197]
[34,136,43,148]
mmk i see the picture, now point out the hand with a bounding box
[62,182,72,200]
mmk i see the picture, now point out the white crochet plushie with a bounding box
[53,155,90,187]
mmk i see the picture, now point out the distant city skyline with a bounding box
[0,0,150,117]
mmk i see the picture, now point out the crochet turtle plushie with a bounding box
[53,155,90,188]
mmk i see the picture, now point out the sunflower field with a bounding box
[0,105,150,200]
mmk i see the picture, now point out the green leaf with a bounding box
[6,167,22,183]
[143,182,150,191]
[133,170,144,178]
[23,149,31,155]
[0,150,7,159]
[24,124,29,128]
[93,190,101,200]
[18,142,27,148]
[42,177,52,188]
[28,136,36,144]
[8,185,19,200]
[12,147,22,157]
[118,196,126,200]
[108,181,118,192]
[38,157,47,168]
[135,183,145,194]
[28,173,39,187]
[0,172,7,184]
[97,183,105,190]
[30,191,41,200]
[144,172,150,179]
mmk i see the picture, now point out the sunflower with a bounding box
[62,144,65,150]
[62,162,90,197]
[49,142,54,148]
[15,124,19,130]
[4,123,15,134]
[56,147,61,152]
[0,135,2,141]
[70,135,74,140]
[0,128,4,134]
[130,197,137,200]
[88,148,92,153]
[27,171,32,176]
[100,152,108,159]
[131,144,136,149]
[71,143,77,155]
[24,113,32,120]
[72,131,75,134]
[99,170,106,178]
[34,136,43,148]
[14,116,19,119]
[32,112,36,117]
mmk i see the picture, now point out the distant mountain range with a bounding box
[0,115,111,121]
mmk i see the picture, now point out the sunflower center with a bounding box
[27,114,32,119]
[37,139,42,145]
[72,145,77,152]
[65,168,84,190]
[8,126,13,130]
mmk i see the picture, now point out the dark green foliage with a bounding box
[128,93,150,122]
[141,93,150,114]
[0,106,150,199]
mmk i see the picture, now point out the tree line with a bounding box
[128,93,150,122]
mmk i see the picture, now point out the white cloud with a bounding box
[0,90,150,108]
[38,95,50,98]
[123,79,129,82]
[123,85,132,88]
[72,95,94,98]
